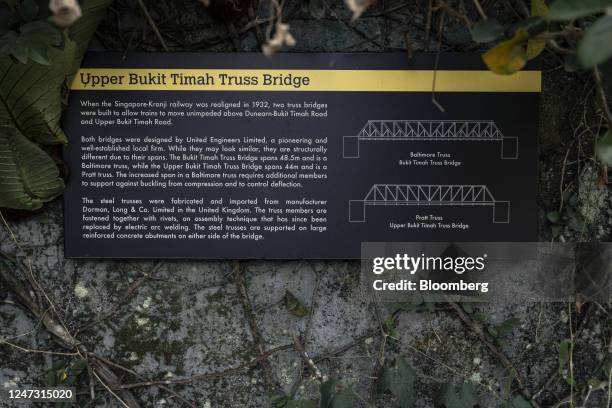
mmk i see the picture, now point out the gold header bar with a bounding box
[71,68,541,93]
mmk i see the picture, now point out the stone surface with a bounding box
[1,1,611,407]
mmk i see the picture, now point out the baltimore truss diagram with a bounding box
[343,120,518,159]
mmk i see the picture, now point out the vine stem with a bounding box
[593,67,612,130]
[447,300,540,408]
[472,0,487,19]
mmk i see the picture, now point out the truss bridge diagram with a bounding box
[343,120,518,159]
[349,184,510,224]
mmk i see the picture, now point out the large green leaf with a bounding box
[319,379,355,408]
[547,0,612,20]
[578,16,612,68]
[504,396,533,408]
[379,356,416,408]
[0,0,113,209]
[596,131,612,166]
[438,383,479,408]
[471,19,504,43]
[0,126,64,209]
[0,37,74,145]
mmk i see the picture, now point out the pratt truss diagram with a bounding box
[349,184,510,224]
[343,120,518,159]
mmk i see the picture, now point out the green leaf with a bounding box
[489,317,520,348]
[379,357,416,408]
[0,126,65,209]
[587,377,603,389]
[384,315,398,339]
[526,0,549,60]
[270,394,291,407]
[319,379,355,408]
[509,395,533,408]
[596,131,612,166]
[285,290,310,317]
[286,400,316,408]
[495,318,520,339]
[20,21,62,46]
[461,303,475,314]
[547,211,561,223]
[547,0,612,20]
[320,379,337,408]
[6,21,63,64]
[70,358,87,375]
[329,388,355,408]
[558,339,571,372]
[0,0,113,210]
[44,368,58,386]
[439,383,479,408]
[501,369,517,400]
[471,19,504,43]
[578,16,612,68]
[0,30,17,52]
[0,37,74,144]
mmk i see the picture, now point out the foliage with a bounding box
[558,339,571,372]
[378,356,416,408]
[487,317,520,348]
[470,19,504,43]
[270,394,316,408]
[596,130,612,166]
[480,0,612,74]
[285,290,310,317]
[547,0,612,20]
[0,0,64,65]
[44,358,87,407]
[319,379,356,408]
[0,0,113,210]
[437,383,479,408]
[482,28,534,75]
[502,396,533,408]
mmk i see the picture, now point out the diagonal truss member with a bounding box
[349,184,510,223]
[343,120,518,159]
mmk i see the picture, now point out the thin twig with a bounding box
[233,261,275,393]
[425,0,434,51]
[432,11,446,113]
[472,0,487,19]
[292,334,324,382]
[113,344,292,390]
[448,300,539,407]
[91,369,130,408]
[0,340,79,356]
[89,353,197,408]
[593,67,612,129]
[136,0,169,51]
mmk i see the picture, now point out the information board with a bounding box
[63,53,540,258]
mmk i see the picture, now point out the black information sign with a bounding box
[63,53,540,258]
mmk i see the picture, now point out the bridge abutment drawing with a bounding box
[343,120,518,159]
[349,184,510,224]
